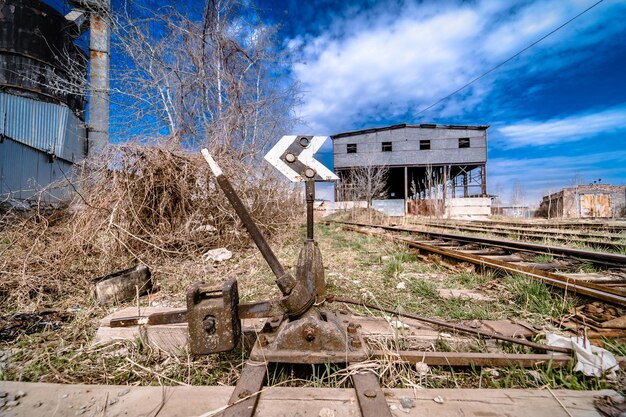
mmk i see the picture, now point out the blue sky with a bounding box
[48,0,626,205]
[254,0,626,205]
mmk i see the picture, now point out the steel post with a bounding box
[306,180,314,241]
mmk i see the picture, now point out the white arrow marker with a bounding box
[264,135,299,181]
[299,136,339,181]
[264,135,338,182]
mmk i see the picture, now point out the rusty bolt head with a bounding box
[285,153,296,163]
[350,336,362,349]
[347,322,357,334]
[303,324,317,342]
[202,316,216,334]
[363,389,377,398]
[258,334,269,347]
[304,168,316,178]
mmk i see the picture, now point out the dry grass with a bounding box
[0,143,302,313]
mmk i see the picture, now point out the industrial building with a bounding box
[538,184,626,219]
[0,0,89,203]
[332,124,489,217]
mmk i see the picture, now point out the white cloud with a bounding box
[496,105,626,148]
[287,0,624,133]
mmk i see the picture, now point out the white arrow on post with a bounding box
[264,135,338,182]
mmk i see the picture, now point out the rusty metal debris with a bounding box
[93,264,152,305]
[0,310,73,342]
[222,362,266,417]
[352,371,393,417]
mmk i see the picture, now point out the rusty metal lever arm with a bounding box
[200,149,314,317]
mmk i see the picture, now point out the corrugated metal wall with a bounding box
[0,137,75,202]
[0,92,87,162]
[0,92,87,203]
[333,126,488,169]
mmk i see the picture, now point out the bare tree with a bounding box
[510,180,526,217]
[407,165,449,217]
[350,164,389,209]
[541,183,558,219]
[109,0,299,159]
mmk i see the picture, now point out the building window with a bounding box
[347,143,357,153]
[459,137,470,148]
[420,140,431,150]
[382,142,392,152]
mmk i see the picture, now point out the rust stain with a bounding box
[91,15,105,32]
[90,50,107,60]
[580,193,612,218]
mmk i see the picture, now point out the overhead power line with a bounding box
[415,0,605,116]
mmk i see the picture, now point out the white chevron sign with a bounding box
[264,135,339,182]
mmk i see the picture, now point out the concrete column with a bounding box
[481,164,487,197]
[88,1,111,156]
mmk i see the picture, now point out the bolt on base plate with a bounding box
[249,307,368,364]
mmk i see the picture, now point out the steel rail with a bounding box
[413,219,626,240]
[457,219,626,232]
[331,221,626,266]
[410,220,625,249]
[329,222,626,306]
[351,223,626,301]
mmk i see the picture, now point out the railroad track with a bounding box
[324,220,626,307]
[404,218,626,251]
[454,218,626,233]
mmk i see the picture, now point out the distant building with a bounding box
[331,123,489,217]
[0,0,88,203]
[492,206,537,218]
[538,184,626,219]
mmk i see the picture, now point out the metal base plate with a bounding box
[249,308,368,364]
